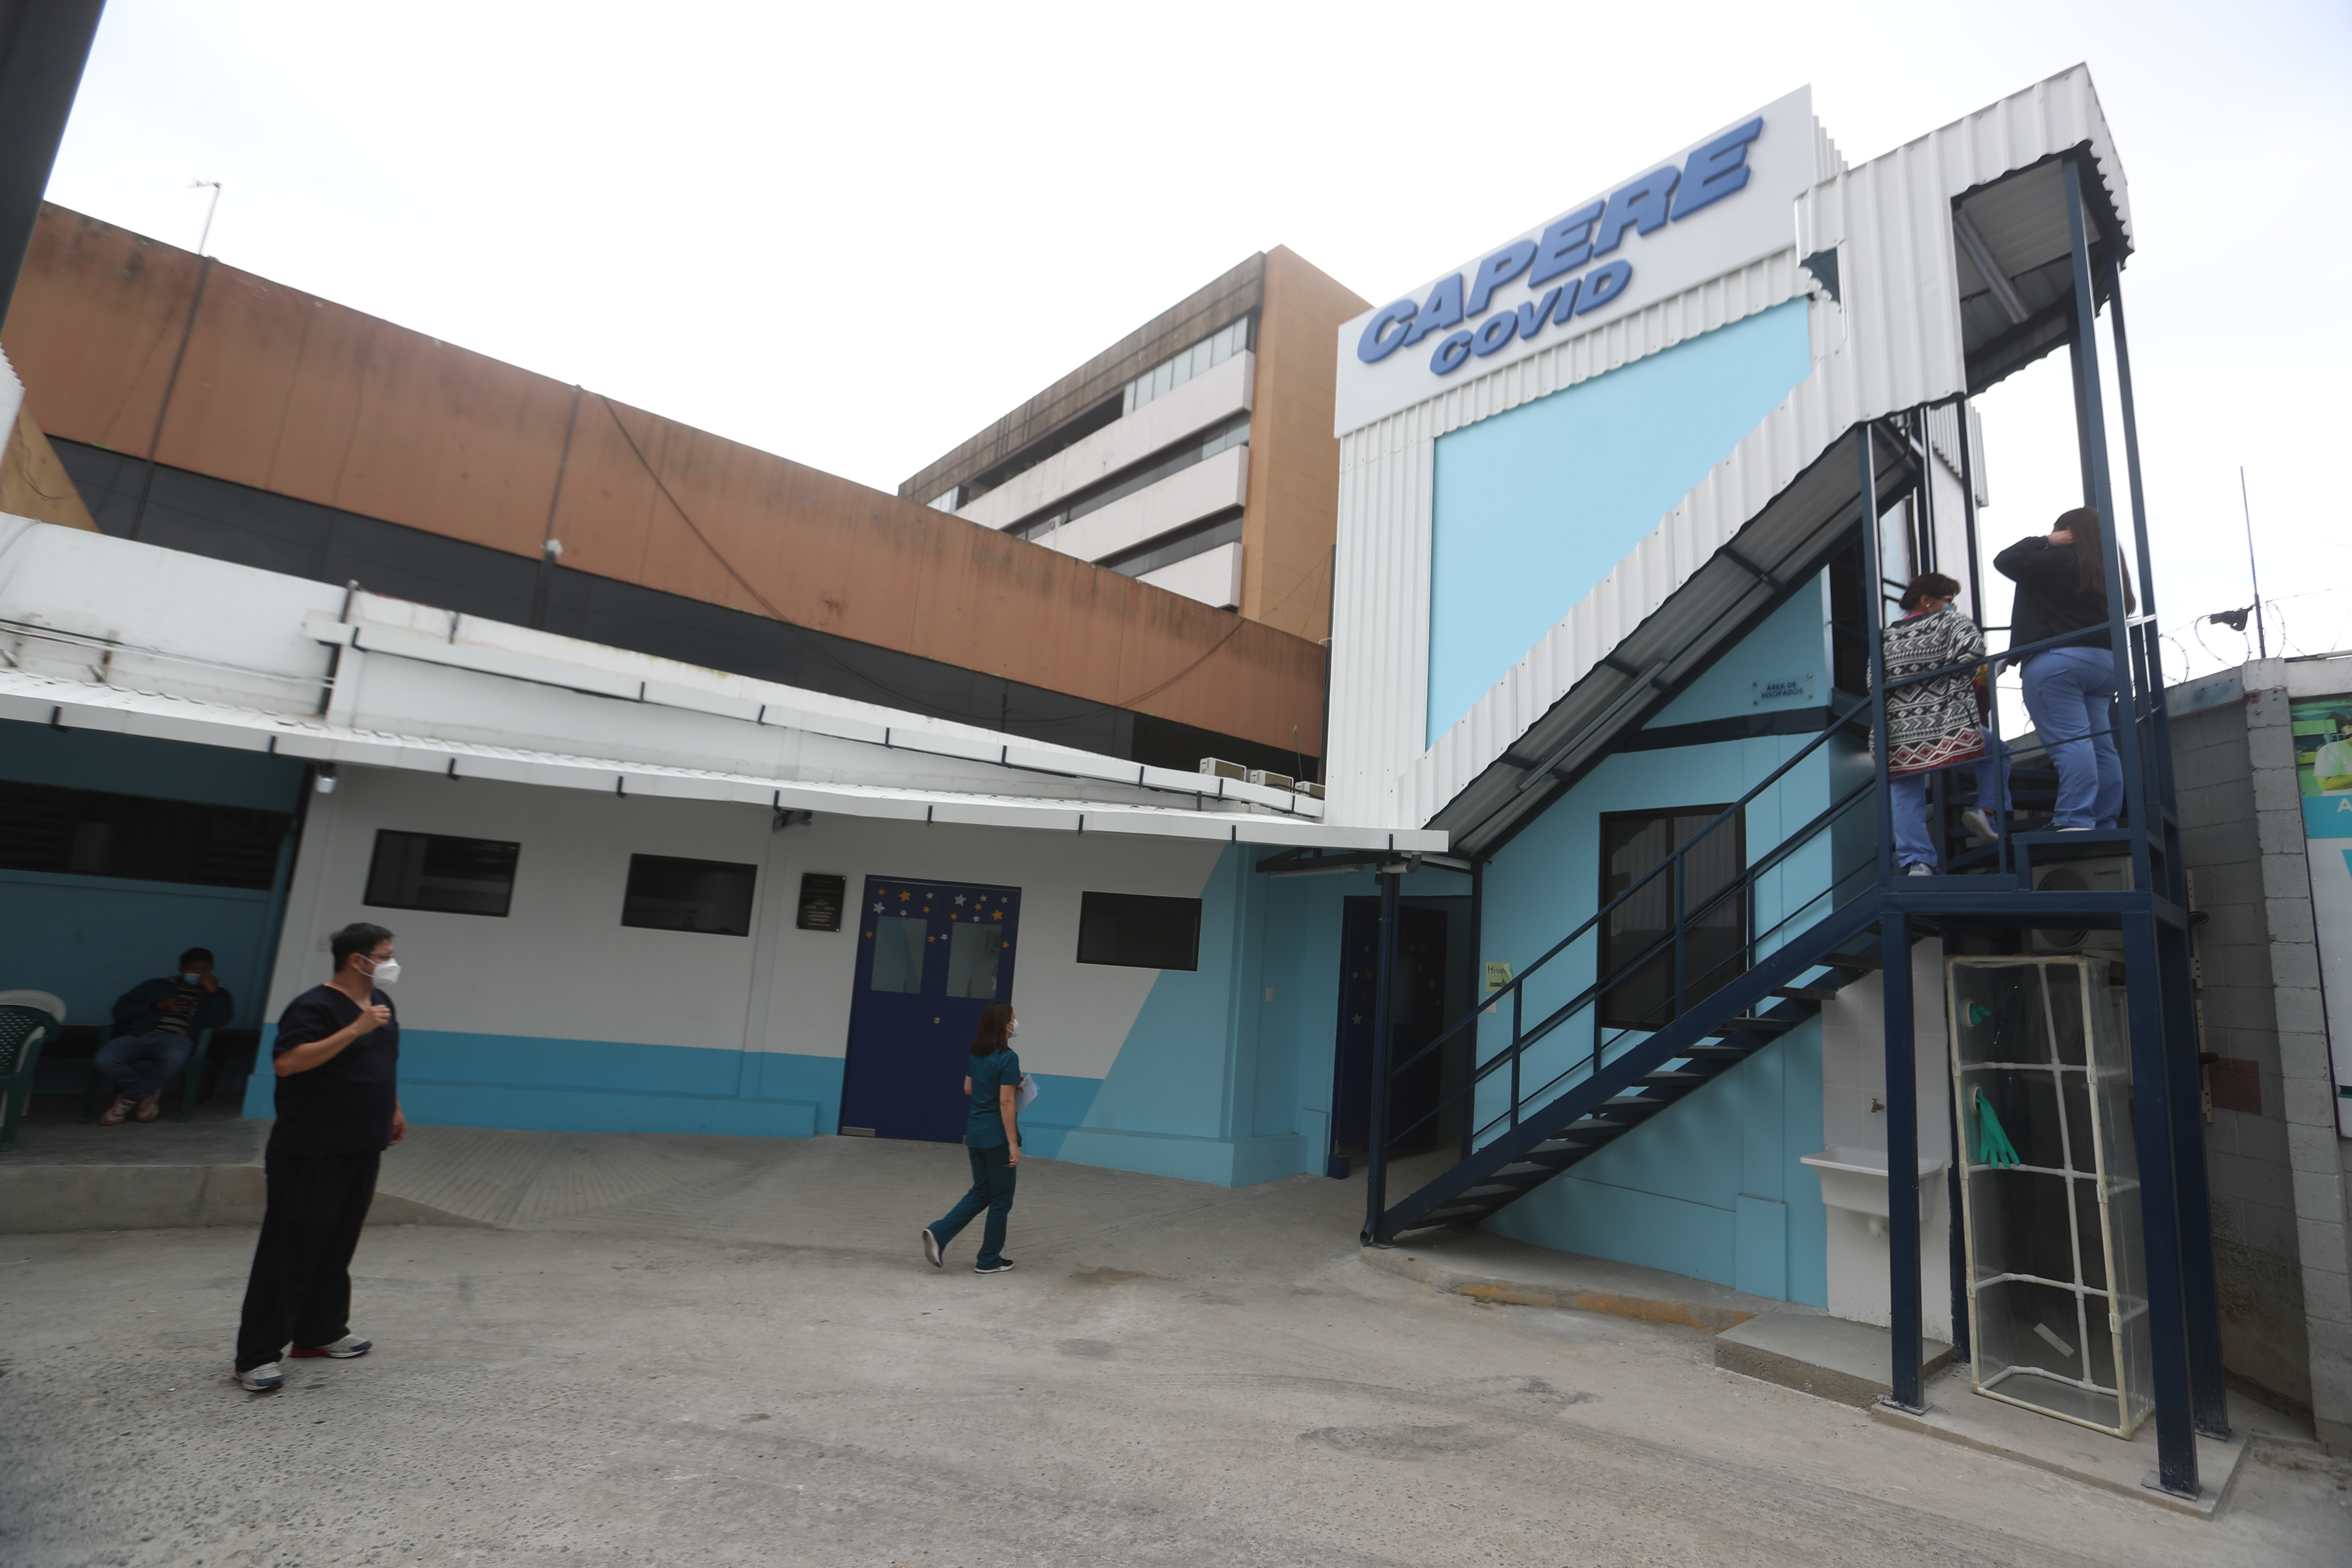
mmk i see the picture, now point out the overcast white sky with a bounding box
[36,0,2352,678]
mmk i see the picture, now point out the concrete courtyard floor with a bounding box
[2,1130,2348,1567]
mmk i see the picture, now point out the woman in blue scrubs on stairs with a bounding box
[1995,508,2133,831]
[922,1001,1023,1275]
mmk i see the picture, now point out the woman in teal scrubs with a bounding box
[921,1001,1023,1274]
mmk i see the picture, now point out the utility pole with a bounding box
[2240,467,2266,659]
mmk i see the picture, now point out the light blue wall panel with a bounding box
[1427,298,1813,743]
[0,868,281,1032]
[1642,577,1833,729]
[1464,591,1838,1303]
[0,722,305,809]
[1015,1072,1103,1161]
[242,1029,843,1139]
[1484,1016,1827,1305]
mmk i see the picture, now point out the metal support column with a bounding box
[1463,857,1483,1164]
[1856,426,1895,883]
[2061,154,2153,889]
[2062,153,2202,1493]
[1882,907,1926,1412]
[2122,910,2202,1495]
[2107,263,2227,1437]
[1361,868,1402,1246]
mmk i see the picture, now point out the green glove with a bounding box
[1972,1088,2021,1169]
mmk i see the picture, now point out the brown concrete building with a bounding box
[0,203,1336,775]
[901,248,1368,646]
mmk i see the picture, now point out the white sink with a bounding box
[1801,1145,1947,1222]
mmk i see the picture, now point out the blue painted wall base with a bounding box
[242,1029,845,1141]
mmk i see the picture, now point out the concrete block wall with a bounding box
[2170,662,2352,1453]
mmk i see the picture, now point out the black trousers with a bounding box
[236,1151,379,1372]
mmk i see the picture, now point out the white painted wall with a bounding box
[954,351,1253,533]
[1138,539,1242,612]
[267,765,1227,1084]
[1038,445,1248,567]
[1815,937,1956,1342]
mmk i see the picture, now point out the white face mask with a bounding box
[1007,1020,1019,1039]
[368,956,401,986]
[181,972,203,985]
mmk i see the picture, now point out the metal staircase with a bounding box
[1350,147,2226,1501]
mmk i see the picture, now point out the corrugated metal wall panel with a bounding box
[1325,250,1803,826]
[1330,65,2127,831]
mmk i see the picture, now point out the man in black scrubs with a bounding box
[233,922,406,1391]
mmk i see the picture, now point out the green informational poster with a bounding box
[2291,695,2352,1135]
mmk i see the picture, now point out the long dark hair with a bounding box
[969,1001,1014,1056]
[2054,506,2135,610]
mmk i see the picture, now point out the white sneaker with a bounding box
[1963,808,2000,842]
[291,1333,371,1360]
[236,1361,286,1391]
[1905,863,1933,877]
[922,1228,943,1268]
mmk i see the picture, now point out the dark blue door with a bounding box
[839,876,1022,1142]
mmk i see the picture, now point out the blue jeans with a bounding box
[2022,647,2123,829]
[930,1143,1017,1267]
[1892,742,2012,870]
[96,1028,195,1100]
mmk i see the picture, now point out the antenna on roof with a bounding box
[2240,466,2267,660]
[189,179,222,256]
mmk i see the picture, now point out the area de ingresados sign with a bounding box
[1332,87,1816,435]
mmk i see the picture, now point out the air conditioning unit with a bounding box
[2028,855,2132,955]
[1197,757,1246,781]
[1246,769,1294,791]
[1293,780,1326,800]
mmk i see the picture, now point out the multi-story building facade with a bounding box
[902,248,1366,642]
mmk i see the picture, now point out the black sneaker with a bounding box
[973,1258,1015,1275]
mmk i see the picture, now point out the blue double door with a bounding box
[839,876,1022,1142]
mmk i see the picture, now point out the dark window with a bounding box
[1100,510,1244,579]
[1076,891,1201,971]
[0,779,289,890]
[795,872,846,932]
[364,830,519,917]
[1598,807,1746,1031]
[621,854,756,936]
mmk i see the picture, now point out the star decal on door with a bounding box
[955,894,967,905]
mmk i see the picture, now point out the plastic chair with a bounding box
[82,1023,217,1124]
[0,1004,61,1153]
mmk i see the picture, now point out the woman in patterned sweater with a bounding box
[1878,572,2008,874]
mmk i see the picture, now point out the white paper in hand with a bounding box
[1015,1074,1039,1113]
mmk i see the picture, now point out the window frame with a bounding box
[1594,805,1748,1033]
[361,828,520,919]
[618,852,759,938]
[1074,890,1203,972]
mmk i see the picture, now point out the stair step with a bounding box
[1598,1094,1670,1114]
[1825,952,1883,971]
[1566,1119,1630,1139]
[1465,1181,1536,1199]
[1774,984,1845,1002]
[1705,1017,1793,1036]
[1424,1203,1491,1224]
[1639,1070,1712,1087]
[1681,1044,1757,1060]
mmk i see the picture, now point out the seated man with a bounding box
[98,948,235,1125]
